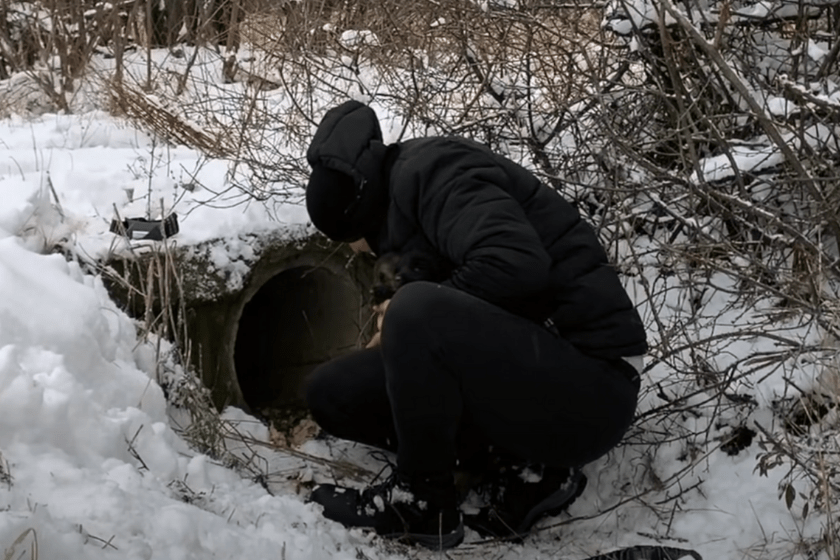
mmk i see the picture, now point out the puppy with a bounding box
[371,249,453,304]
[367,248,452,348]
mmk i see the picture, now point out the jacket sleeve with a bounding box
[417,169,552,311]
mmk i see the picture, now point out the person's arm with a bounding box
[419,173,552,311]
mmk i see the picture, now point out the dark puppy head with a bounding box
[372,253,402,304]
[371,250,452,304]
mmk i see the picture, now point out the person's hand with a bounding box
[366,331,381,348]
[366,299,391,348]
[373,299,390,327]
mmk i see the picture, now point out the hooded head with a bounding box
[305,100,390,243]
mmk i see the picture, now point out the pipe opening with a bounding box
[234,265,365,411]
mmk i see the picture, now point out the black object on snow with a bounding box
[579,545,702,560]
[110,213,179,240]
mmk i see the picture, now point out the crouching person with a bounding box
[302,100,648,549]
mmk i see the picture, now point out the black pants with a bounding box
[304,282,639,475]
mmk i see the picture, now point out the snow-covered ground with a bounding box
[1,55,837,560]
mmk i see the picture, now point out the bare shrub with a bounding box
[582,1,840,553]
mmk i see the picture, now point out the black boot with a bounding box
[309,470,464,549]
[465,462,587,540]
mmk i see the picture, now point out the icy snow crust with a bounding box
[0,57,835,560]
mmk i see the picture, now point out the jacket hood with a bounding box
[305,100,391,242]
[306,100,388,187]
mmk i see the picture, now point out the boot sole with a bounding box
[516,469,587,533]
[381,521,465,550]
[464,469,587,540]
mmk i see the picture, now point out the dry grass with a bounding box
[0,450,10,489]
[105,80,233,158]
[3,528,38,560]
[98,234,228,453]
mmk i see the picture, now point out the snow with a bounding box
[340,30,381,48]
[0,111,393,560]
[603,0,677,36]
[0,112,310,270]
[1,52,838,560]
[690,124,838,183]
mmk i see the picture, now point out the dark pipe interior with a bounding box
[234,266,365,411]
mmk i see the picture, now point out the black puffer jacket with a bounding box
[307,101,647,358]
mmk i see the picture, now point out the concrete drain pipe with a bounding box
[108,230,375,415]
